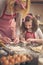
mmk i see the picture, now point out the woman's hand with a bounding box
[0,36,11,44]
[13,37,19,44]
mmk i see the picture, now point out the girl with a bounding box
[20,16,43,44]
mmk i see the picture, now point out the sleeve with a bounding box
[36,28,43,39]
[10,18,16,40]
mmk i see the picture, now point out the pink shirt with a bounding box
[25,31,35,40]
[0,10,16,40]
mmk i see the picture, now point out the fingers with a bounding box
[0,37,12,44]
[14,38,19,44]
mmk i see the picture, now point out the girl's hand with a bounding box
[20,38,26,43]
[26,38,36,43]
[26,39,33,44]
[14,37,19,44]
[20,38,25,42]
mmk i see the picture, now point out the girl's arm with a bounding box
[33,39,43,43]
[26,38,43,44]
[20,31,27,43]
[34,28,43,44]
[20,32,31,44]
[35,28,43,39]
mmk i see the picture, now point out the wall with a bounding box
[30,3,43,32]
[30,3,43,22]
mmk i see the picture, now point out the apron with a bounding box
[25,31,35,40]
[0,4,16,39]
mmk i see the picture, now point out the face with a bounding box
[25,20,32,30]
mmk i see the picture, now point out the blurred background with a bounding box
[30,0,43,32]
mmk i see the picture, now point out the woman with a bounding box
[0,0,19,44]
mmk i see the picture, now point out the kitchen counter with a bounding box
[0,43,43,65]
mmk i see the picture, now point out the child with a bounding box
[20,16,43,44]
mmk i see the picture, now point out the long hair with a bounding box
[6,0,15,13]
[21,16,38,32]
[32,17,38,32]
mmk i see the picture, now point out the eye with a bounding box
[29,25,32,26]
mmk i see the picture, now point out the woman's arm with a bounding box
[10,18,19,44]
